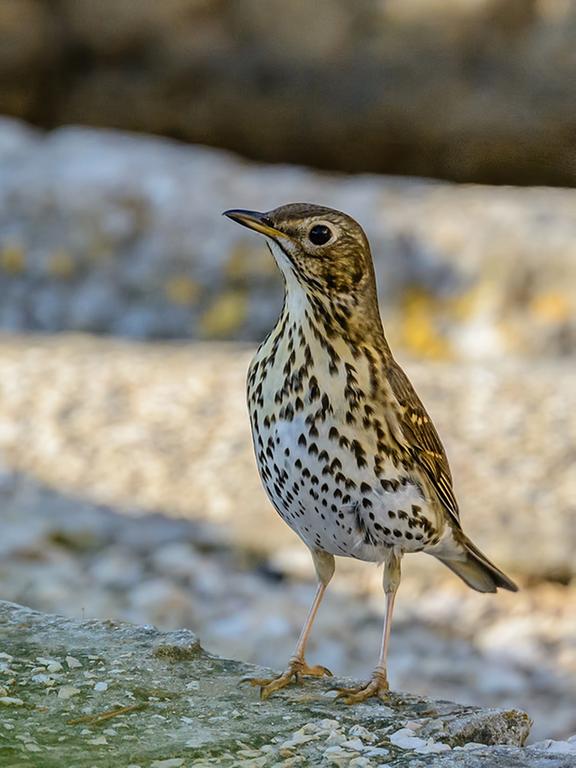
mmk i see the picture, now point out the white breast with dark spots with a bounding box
[253,412,439,561]
[248,318,443,562]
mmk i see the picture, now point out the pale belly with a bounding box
[251,410,441,562]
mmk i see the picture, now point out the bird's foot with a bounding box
[242,657,333,700]
[334,671,389,704]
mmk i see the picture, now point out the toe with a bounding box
[300,663,333,678]
[259,675,293,700]
[333,677,389,705]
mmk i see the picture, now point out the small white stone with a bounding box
[88,736,108,745]
[341,738,367,752]
[93,681,108,692]
[317,719,341,730]
[280,730,320,748]
[31,674,52,685]
[150,760,185,768]
[47,662,63,673]
[325,730,346,746]
[388,728,428,751]
[66,656,83,669]
[415,741,451,754]
[322,744,357,764]
[349,758,371,768]
[348,725,376,743]
[365,746,389,757]
[530,740,576,755]
[0,697,23,706]
[57,685,80,699]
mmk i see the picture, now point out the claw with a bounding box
[242,659,333,700]
[333,674,389,704]
[301,664,333,678]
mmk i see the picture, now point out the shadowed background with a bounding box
[0,0,575,744]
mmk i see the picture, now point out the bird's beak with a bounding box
[223,209,287,239]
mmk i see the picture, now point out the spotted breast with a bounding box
[247,301,442,563]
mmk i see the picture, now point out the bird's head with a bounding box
[223,203,378,303]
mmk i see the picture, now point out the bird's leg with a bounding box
[244,550,334,700]
[336,551,401,704]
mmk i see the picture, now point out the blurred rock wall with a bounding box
[1,118,575,358]
[1,0,576,186]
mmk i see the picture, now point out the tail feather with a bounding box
[438,536,518,593]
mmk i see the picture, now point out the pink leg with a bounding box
[336,551,401,704]
[244,550,335,699]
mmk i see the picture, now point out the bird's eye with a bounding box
[308,224,332,246]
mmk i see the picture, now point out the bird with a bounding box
[223,203,518,704]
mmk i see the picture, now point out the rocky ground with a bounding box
[0,334,574,744]
[4,600,559,768]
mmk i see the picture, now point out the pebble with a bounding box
[341,738,367,752]
[88,736,108,745]
[530,739,576,755]
[36,658,63,673]
[0,697,23,706]
[57,685,80,699]
[322,744,360,764]
[31,674,53,685]
[365,747,389,757]
[415,741,451,754]
[348,725,376,743]
[389,728,425,748]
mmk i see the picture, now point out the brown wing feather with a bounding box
[385,359,461,527]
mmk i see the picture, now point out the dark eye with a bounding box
[308,224,332,246]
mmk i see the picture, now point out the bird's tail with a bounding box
[437,535,518,593]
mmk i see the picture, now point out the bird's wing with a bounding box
[385,359,461,527]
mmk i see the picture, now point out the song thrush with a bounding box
[224,203,517,704]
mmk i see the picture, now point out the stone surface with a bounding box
[2,2,576,186]
[1,119,576,356]
[4,599,567,768]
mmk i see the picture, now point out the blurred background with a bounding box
[0,0,575,744]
